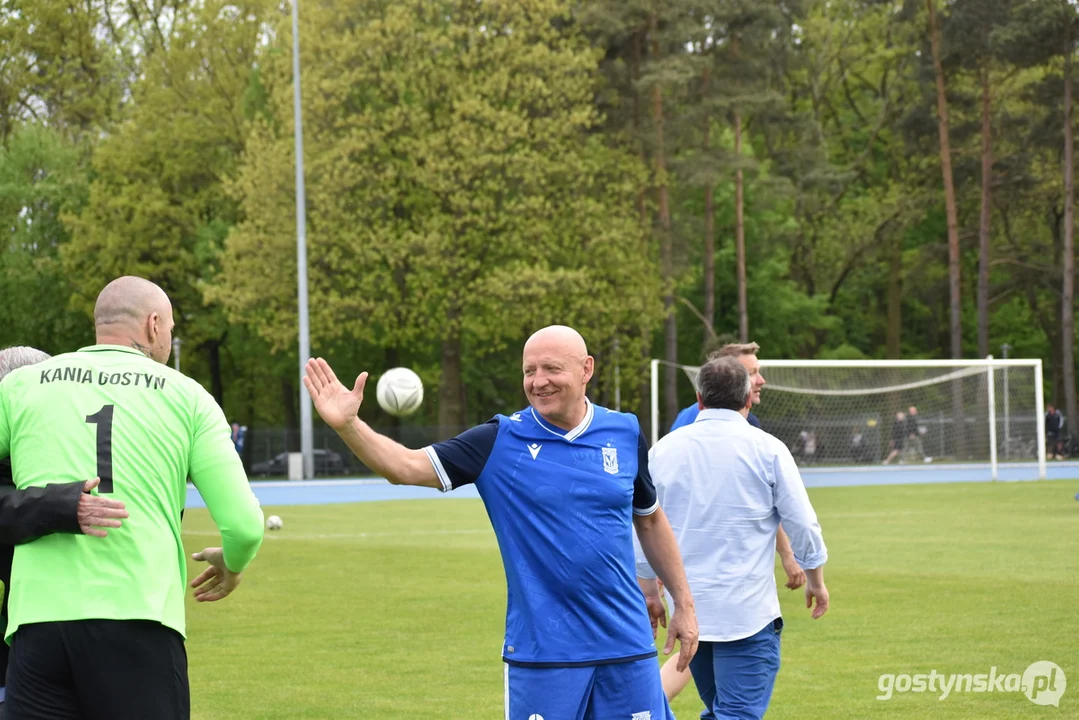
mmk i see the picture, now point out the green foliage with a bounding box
[2,0,1078,429]
[212,0,663,416]
[0,124,92,352]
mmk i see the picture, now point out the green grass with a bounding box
[181,480,1079,719]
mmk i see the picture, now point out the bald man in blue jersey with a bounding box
[305,326,698,720]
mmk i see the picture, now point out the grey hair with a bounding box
[697,356,751,411]
[0,346,51,381]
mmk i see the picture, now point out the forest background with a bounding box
[2,0,1076,446]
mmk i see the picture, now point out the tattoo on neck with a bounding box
[131,341,153,358]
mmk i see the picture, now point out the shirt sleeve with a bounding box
[424,419,498,492]
[633,430,658,516]
[188,387,264,573]
[0,460,82,544]
[772,441,828,570]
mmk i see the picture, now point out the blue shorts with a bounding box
[505,656,674,720]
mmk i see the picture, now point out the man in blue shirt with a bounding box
[670,342,764,432]
[642,356,829,720]
[659,342,804,703]
[304,325,698,720]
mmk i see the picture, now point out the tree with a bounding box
[63,0,272,405]
[926,0,963,360]
[0,0,120,144]
[0,124,92,351]
[214,0,663,429]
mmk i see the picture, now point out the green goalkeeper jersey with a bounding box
[0,345,264,641]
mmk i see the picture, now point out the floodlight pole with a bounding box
[292,0,314,480]
[171,337,182,373]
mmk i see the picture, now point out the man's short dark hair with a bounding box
[697,356,751,411]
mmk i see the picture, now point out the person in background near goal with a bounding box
[1045,404,1064,460]
[903,406,930,463]
[0,347,131,719]
[639,356,829,720]
[657,341,806,702]
[0,276,265,720]
[304,325,698,720]
[882,411,907,465]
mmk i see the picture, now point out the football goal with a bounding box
[649,358,1047,480]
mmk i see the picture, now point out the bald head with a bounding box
[95,277,170,327]
[521,325,594,431]
[523,325,588,359]
[94,276,175,364]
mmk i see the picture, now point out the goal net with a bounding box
[650,359,1046,479]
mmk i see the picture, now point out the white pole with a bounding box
[986,356,997,481]
[1035,360,1047,480]
[171,337,182,373]
[1001,343,1011,457]
[292,0,314,480]
[613,339,621,412]
[650,359,660,447]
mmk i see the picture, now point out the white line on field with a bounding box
[183,529,492,540]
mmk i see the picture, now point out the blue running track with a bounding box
[185,462,1079,509]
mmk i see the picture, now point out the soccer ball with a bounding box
[375,367,424,417]
[266,515,283,531]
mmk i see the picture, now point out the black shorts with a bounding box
[5,620,189,720]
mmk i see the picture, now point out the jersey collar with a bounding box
[530,398,595,442]
[78,344,152,358]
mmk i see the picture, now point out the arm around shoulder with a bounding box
[0,481,82,544]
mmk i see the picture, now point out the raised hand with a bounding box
[303,358,367,431]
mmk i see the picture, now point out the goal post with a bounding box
[649,357,1047,481]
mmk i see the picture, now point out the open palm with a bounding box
[303,358,368,431]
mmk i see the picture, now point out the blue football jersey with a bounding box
[670,403,759,432]
[426,400,659,667]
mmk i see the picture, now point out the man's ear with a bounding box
[146,312,160,344]
[582,355,595,383]
[696,392,705,411]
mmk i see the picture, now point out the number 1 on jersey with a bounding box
[86,404,115,493]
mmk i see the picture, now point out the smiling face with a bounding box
[738,354,766,406]
[522,326,594,431]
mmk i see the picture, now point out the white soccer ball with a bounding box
[376,367,424,417]
[266,515,283,531]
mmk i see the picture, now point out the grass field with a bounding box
[181,480,1079,719]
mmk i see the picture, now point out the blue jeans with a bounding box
[689,618,783,720]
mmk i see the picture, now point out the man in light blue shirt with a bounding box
[639,356,830,720]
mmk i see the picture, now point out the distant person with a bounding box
[640,356,829,720]
[305,325,697,719]
[231,422,247,456]
[882,411,906,465]
[0,276,265,719]
[0,346,130,716]
[905,406,929,463]
[1046,404,1064,460]
[793,429,817,465]
[851,426,871,464]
